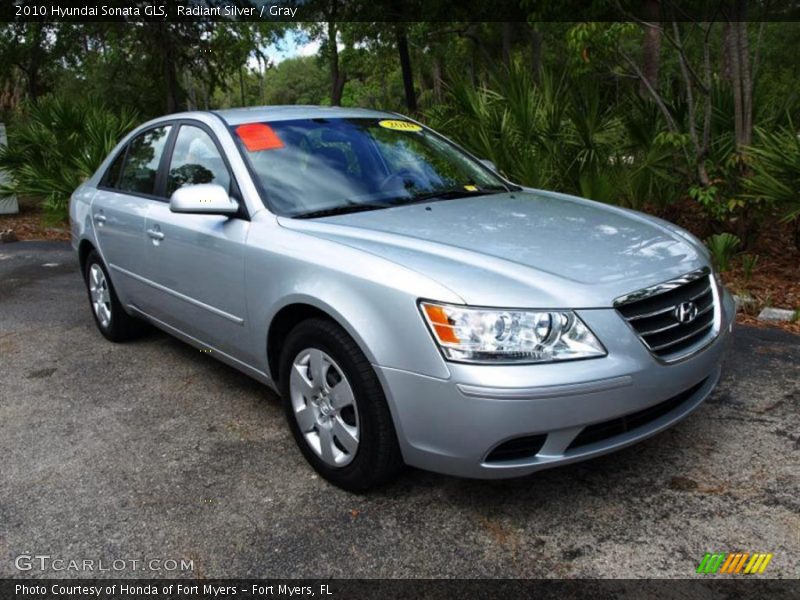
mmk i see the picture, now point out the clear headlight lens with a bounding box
[420,301,606,364]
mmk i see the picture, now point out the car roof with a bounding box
[212,105,400,126]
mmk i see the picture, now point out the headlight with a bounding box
[420,301,606,364]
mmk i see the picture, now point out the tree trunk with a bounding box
[25,65,40,102]
[721,22,733,82]
[258,54,266,105]
[530,27,542,83]
[157,24,181,113]
[640,0,662,96]
[727,18,744,152]
[326,19,345,106]
[396,26,417,113]
[736,13,753,148]
[22,23,46,101]
[672,21,710,187]
[501,22,512,67]
[185,72,195,110]
[794,219,800,252]
[432,54,443,102]
[165,58,180,113]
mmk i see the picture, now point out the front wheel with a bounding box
[279,318,404,491]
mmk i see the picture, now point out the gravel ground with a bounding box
[1,241,798,579]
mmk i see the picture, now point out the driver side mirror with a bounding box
[169,184,239,216]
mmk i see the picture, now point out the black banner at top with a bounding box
[1,0,799,23]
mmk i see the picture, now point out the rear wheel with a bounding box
[84,250,146,342]
[279,318,404,491]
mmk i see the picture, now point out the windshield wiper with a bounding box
[292,202,391,220]
[293,186,508,219]
[398,186,507,206]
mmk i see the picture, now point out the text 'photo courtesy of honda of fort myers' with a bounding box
[70,106,735,491]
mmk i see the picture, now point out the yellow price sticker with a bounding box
[378,119,423,132]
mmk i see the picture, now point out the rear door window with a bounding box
[117,126,172,196]
[101,149,126,188]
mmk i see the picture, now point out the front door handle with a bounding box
[93,213,107,225]
[146,228,165,241]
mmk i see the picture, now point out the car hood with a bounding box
[278,190,708,308]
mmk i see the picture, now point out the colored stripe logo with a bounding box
[697,552,773,574]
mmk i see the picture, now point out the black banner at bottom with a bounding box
[2,579,799,600]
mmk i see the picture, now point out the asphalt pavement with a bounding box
[1,241,798,578]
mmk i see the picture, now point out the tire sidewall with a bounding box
[84,251,116,338]
[84,250,141,342]
[279,320,395,490]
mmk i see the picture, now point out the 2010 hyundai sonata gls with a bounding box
[70,106,734,490]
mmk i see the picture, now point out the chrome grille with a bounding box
[615,269,717,360]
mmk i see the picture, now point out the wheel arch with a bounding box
[78,239,96,279]
[266,300,375,385]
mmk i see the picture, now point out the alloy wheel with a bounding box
[289,348,360,467]
[88,263,112,328]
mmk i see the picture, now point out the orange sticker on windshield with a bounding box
[235,123,284,151]
[378,119,422,132]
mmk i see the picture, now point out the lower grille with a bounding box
[566,378,707,451]
[615,269,717,360]
[485,434,547,463]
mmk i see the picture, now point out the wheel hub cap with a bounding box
[289,348,360,467]
[88,264,111,328]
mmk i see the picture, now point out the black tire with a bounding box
[83,250,146,342]
[279,318,404,491]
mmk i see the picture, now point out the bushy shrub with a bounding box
[0,97,138,220]
[745,125,800,223]
[705,233,741,272]
[427,63,679,209]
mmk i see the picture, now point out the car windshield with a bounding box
[231,117,510,218]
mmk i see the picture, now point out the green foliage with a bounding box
[741,253,759,283]
[688,184,722,219]
[704,233,741,273]
[261,57,329,106]
[0,22,285,120]
[0,97,138,220]
[619,98,681,210]
[565,22,637,73]
[1,19,799,247]
[745,125,800,222]
[428,62,680,208]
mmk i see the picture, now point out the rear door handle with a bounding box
[146,228,165,241]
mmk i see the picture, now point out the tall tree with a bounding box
[307,1,347,106]
[502,22,513,66]
[0,23,62,103]
[724,1,764,154]
[640,0,662,95]
[395,24,417,113]
[529,25,542,83]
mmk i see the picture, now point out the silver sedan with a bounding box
[70,106,735,490]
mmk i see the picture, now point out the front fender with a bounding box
[244,218,459,380]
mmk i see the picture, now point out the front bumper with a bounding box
[375,289,735,479]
